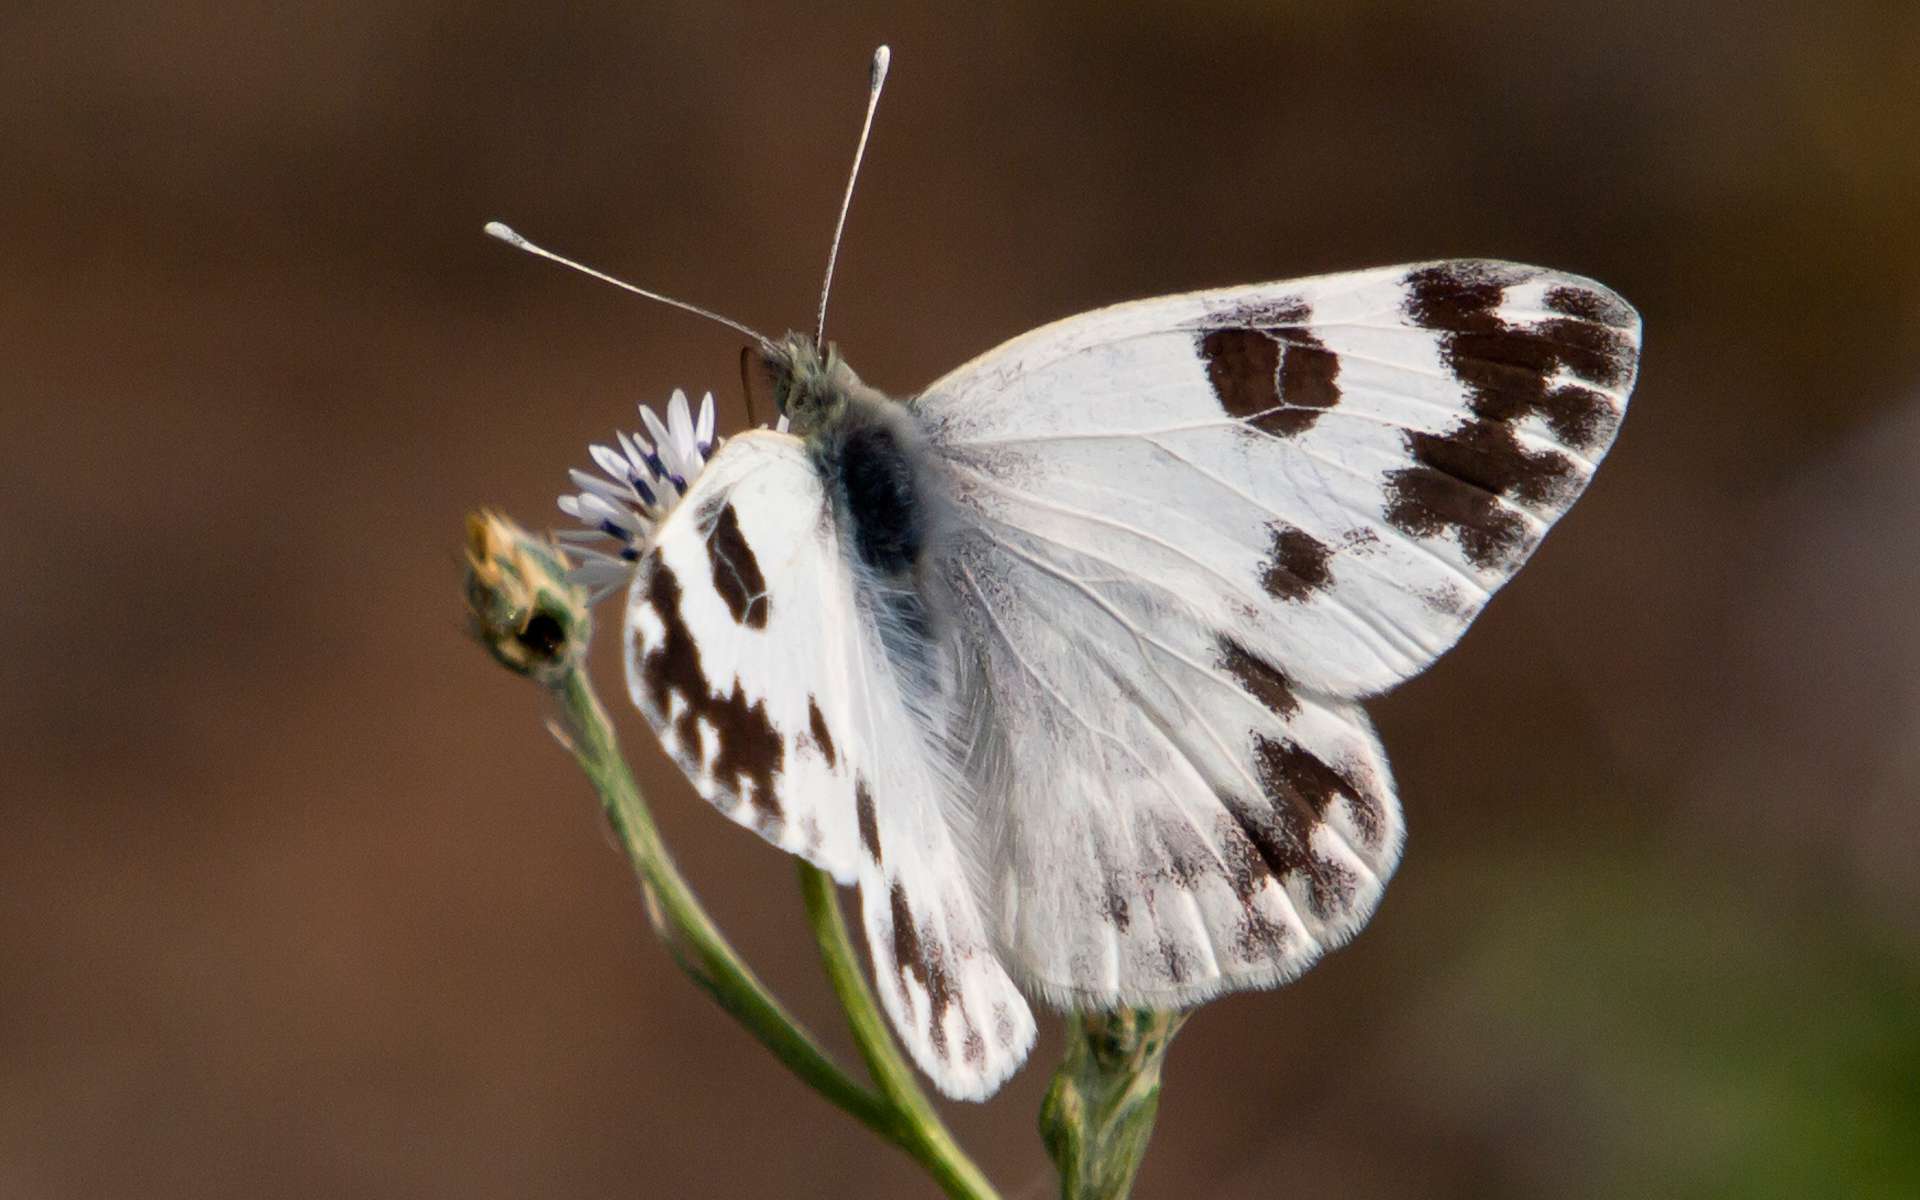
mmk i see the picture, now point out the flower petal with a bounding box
[695,392,716,454]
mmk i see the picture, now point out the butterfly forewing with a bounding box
[626,434,862,878]
[624,431,1035,1098]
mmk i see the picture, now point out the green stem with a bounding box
[1038,1009,1189,1200]
[553,665,999,1196]
[551,668,895,1135]
[799,863,1000,1200]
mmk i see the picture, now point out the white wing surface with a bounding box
[624,431,1036,1098]
[916,260,1640,1006]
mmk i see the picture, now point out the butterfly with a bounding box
[500,47,1642,1101]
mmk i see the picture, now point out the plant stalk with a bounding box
[799,863,999,1200]
[1039,1009,1189,1200]
[551,667,896,1133]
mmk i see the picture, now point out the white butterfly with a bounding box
[505,48,1642,1102]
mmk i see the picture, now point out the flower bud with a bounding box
[464,509,591,682]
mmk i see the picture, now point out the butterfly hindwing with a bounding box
[941,521,1403,1006]
[917,260,1639,1005]
[624,431,1035,1098]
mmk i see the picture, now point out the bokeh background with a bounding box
[5,2,1918,1196]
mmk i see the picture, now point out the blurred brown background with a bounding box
[5,1,1918,1196]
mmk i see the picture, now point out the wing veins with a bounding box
[954,462,1436,669]
[956,564,1195,817]
[1115,431,1505,601]
[936,330,1627,453]
[952,422,1552,587]
[983,531,1383,896]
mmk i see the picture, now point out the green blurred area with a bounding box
[1433,855,1920,1198]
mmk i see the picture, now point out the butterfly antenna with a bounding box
[484,221,776,352]
[814,44,891,347]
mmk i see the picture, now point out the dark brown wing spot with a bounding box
[1546,283,1636,328]
[1306,857,1358,919]
[1200,299,1343,437]
[1540,384,1616,450]
[1199,328,1279,422]
[963,1029,986,1069]
[1261,524,1333,601]
[1213,813,1291,961]
[1151,813,1211,890]
[1274,331,1341,431]
[1404,263,1634,453]
[1262,738,1384,849]
[856,777,881,863]
[1214,810,1273,904]
[1226,736,1366,918]
[1383,420,1575,570]
[1384,464,1530,571]
[1158,939,1195,985]
[639,565,702,715]
[1218,791,1310,907]
[888,883,961,1063]
[1404,262,1516,330]
[1410,420,1577,508]
[641,564,785,823]
[1215,636,1299,718]
[1099,874,1132,932]
[705,503,770,628]
[807,697,837,767]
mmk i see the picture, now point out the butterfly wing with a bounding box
[916,260,1639,1006]
[624,430,1036,1098]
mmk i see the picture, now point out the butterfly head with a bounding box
[761,333,875,440]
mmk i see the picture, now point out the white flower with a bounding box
[556,389,719,594]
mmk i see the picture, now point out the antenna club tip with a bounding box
[484,221,526,247]
[870,44,891,85]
